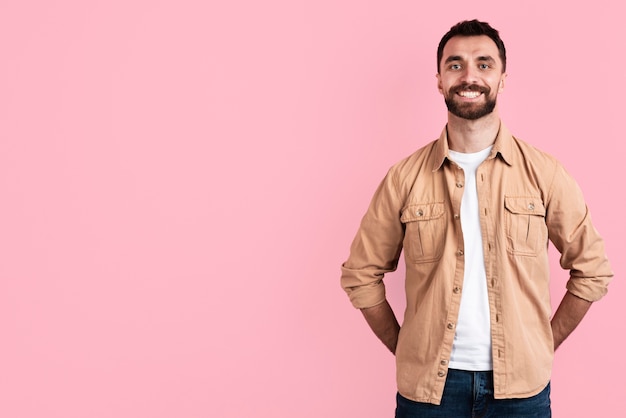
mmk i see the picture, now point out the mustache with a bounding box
[451,83,490,94]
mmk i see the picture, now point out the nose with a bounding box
[459,66,479,84]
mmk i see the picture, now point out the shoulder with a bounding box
[507,135,567,183]
[508,135,583,201]
[510,135,560,166]
[374,139,443,204]
[388,139,439,180]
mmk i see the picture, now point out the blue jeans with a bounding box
[396,369,551,418]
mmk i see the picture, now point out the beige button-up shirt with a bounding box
[340,123,613,405]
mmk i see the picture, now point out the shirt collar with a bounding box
[431,121,514,171]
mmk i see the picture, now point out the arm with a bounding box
[551,291,592,351]
[361,300,401,355]
[544,162,612,350]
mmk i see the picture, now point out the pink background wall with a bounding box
[1,1,623,417]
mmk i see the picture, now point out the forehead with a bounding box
[441,35,501,63]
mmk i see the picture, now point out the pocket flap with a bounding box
[401,202,445,222]
[504,196,546,216]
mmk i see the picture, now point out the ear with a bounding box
[436,73,443,94]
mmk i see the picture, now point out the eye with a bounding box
[449,64,461,70]
[479,63,491,70]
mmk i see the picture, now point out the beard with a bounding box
[444,83,497,120]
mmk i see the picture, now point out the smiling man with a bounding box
[340,20,613,417]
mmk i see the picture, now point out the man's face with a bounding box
[437,35,506,120]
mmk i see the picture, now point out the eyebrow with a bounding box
[444,55,463,64]
[444,55,497,64]
[477,56,496,64]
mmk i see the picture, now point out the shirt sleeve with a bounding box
[546,161,613,302]
[340,168,406,309]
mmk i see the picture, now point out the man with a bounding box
[340,19,613,417]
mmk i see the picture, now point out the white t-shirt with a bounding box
[448,146,493,371]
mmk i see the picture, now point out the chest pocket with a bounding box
[504,196,548,256]
[401,202,446,263]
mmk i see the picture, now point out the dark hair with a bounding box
[437,19,506,73]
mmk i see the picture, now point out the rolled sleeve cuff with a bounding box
[566,276,612,302]
[340,266,387,309]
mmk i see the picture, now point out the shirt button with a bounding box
[454,214,460,219]
[453,286,461,294]
[440,359,449,366]
[456,182,463,188]
[447,323,454,330]
[457,250,464,256]
[528,203,535,210]
[438,370,446,377]
[416,209,424,216]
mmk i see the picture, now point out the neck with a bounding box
[446,111,501,153]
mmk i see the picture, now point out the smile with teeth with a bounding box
[457,91,482,99]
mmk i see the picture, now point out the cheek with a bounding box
[495,76,505,92]
[438,78,452,94]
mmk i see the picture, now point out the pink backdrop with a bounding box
[1,1,623,417]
